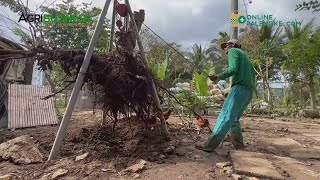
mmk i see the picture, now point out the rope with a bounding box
[142,23,210,76]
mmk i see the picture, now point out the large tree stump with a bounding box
[298,109,320,119]
[124,9,145,54]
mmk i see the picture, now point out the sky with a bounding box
[0,0,319,49]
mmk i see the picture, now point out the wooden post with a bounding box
[109,0,116,51]
[102,0,117,125]
[48,0,112,160]
[125,0,169,138]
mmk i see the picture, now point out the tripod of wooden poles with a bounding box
[48,0,169,161]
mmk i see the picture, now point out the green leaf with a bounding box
[193,72,209,96]
[157,56,168,80]
[147,58,158,75]
[201,66,215,85]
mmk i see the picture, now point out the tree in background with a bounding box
[283,27,320,109]
[282,19,315,108]
[296,1,320,13]
[186,44,211,74]
[0,0,110,90]
[250,39,284,110]
[284,19,314,41]
[140,27,192,86]
[239,27,260,52]
[240,22,284,109]
[43,1,110,90]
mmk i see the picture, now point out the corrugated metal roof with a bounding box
[8,84,58,129]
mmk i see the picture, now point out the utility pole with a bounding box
[231,0,239,40]
[229,0,238,86]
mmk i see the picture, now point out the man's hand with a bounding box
[208,74,219,81]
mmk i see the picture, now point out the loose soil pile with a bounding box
[1,116,169,168]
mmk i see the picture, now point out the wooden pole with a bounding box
[48,0,112,160]
[109,0,116,51]
[125,0,169,138]
[102,0,117,125]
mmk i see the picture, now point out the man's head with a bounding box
[220,39,241,52]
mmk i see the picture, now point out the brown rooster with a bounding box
[162,109,172,126]
[163,109,172,120]
[196,117,212,134]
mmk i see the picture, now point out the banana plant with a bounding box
[192,66,215,96]
[203,66,215,86]
[193,72,208,96]
[147,55,168,80]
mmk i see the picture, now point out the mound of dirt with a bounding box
[65,116,167,160]
[2,116,170,168]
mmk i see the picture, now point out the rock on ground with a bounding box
[133,174,140,179]
[51,169,68,180]
[230,150,284,180]
[125,160,147,173]
[223,166,233,175]
[0,174,14,180]
[247,177,260,180]
[216,162,232,169]
[75,152,89,162]
[0,135,43,164]
[231,174,242,180]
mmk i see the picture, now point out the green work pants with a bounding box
[205,85,252,149]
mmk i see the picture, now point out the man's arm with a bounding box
[217,48,239,80]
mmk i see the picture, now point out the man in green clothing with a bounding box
[196,39,256,151]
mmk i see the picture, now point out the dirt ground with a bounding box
[0,109,320,180]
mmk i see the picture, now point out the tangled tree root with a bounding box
[33,47,163,128]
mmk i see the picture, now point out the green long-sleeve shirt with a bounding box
[218,48,256,91]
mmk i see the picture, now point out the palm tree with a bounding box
[248,21,283,110]
[284,19,316,108]
[206,32,230,73]
[259,20,283,42]
[207,39,227,73]
[284,18,314,40]
[218,31,230,41]
[218,32,229,40]
[187,44,210,74]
